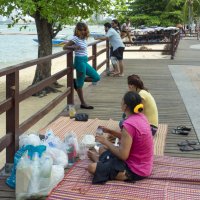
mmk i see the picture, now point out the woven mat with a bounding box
[46,156,200,200]
[40,116,168,156]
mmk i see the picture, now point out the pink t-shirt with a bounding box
[123,113,154,177]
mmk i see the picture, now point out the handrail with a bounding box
[124,30,180,60]
[0,50,71,77]
[0,40,110,164]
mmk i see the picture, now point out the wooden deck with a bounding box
[1,39,200,199]
[65,58,200,158]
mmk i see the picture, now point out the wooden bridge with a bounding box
[1,32,200,199]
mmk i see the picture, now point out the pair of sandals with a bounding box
[177,140,200,151]
[172,125,191,135]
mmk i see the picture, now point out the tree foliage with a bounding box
[167,0,200,25]
[114,0,200,27]
[0,0,112,40]
[0,0,112,95]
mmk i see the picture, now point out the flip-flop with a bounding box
[177,140,197,146]
[180,145,200,151]
[174,125,191,132]
[172,129,189,135]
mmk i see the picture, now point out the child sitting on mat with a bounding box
[87,91,153,184]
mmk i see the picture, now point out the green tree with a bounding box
[166,0,200,28]
[0,0,111,94]
[114,0,185,27]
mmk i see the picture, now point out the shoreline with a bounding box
[0,44,169,168]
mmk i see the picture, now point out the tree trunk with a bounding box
[32,12,61,96]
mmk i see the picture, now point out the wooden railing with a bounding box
[0,40,109,165]
[182,31,199,40]
[170,31,181,59]
[123,31,180,59]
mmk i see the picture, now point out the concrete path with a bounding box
[170,38,200,140]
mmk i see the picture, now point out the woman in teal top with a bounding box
[63,22,100,109]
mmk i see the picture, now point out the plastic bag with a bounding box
[19,133,41,148]
[6,145,46,189]
[46,147,68,168]
[44,129,65,151]
[82,134,96,148]
[64,132,79,165]
[16,151,63,200]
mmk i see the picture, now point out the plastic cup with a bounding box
[79,143,87,160]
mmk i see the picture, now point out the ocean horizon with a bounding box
[0,24,104,70]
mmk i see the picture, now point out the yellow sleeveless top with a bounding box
[139,90,158,127]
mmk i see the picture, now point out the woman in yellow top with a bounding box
[119,74,158,136]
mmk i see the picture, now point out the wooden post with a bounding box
[170,35,175,60]
[6,71,19,163]
[92,44,97,70]
[106,40,110,73]
[67,51,74,105]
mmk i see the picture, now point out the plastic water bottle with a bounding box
[96,126,103,147]
[28,152,40,194]
[79,143,87,160]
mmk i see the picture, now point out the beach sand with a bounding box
[0,44,169,169]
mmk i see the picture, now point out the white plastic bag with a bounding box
[46,147,68,168]
[19,133,41,148]
[64,132,79,153]
[64,132,79,165]
[16,151,64,200]
[82,134,96,148]
[44,129,65,151]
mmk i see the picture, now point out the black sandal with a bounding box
[180,145,200,151]
[80,104,94,109]
[172,129,189,135]
[175,125,191,132]
[177,140,197,146]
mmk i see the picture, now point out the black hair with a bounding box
[123,91,143,114]
[127,74,148,91]
[104,22,112,29]
[112,19,121,31]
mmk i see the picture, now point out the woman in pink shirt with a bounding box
[87,91,154,184]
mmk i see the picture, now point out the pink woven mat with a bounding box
[40,116,168,156]
[47,156,200,200]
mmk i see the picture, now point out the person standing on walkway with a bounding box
[119,74,158,136]
[111,19,121,34]
[109,19,121,75]
[121,19,132,43]
[63,22,100,109]
[95,22,125,77]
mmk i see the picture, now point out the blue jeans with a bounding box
[74,56,100,88]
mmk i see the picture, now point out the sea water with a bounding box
[0,24,104,69]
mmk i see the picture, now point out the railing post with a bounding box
[6,71,19,163]
[92,44,97,70]
[106,40,110,73]
[67,51,74,105]
[170,35,175,60]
